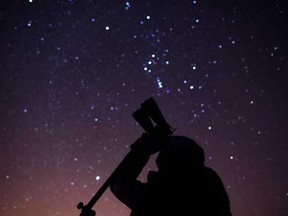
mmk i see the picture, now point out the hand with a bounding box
[130,132,169,155]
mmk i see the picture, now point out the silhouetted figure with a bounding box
[110,134,232,216]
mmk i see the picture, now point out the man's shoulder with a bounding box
[202,166,222,180]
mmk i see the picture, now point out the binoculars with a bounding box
[133,97,174,136]
[77,97,173,216]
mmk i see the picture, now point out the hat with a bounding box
[156,136,205,171]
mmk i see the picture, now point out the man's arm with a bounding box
[109,134,157,209]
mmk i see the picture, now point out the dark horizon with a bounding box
[0,0,288,216]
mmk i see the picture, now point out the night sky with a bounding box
[1,0,288,216]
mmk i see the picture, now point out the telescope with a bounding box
[77,97,174,216]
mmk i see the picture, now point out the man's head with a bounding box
[156,136,205,172]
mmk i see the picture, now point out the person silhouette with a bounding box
[110,134,232,216]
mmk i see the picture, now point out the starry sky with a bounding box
[0,0,288,216]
